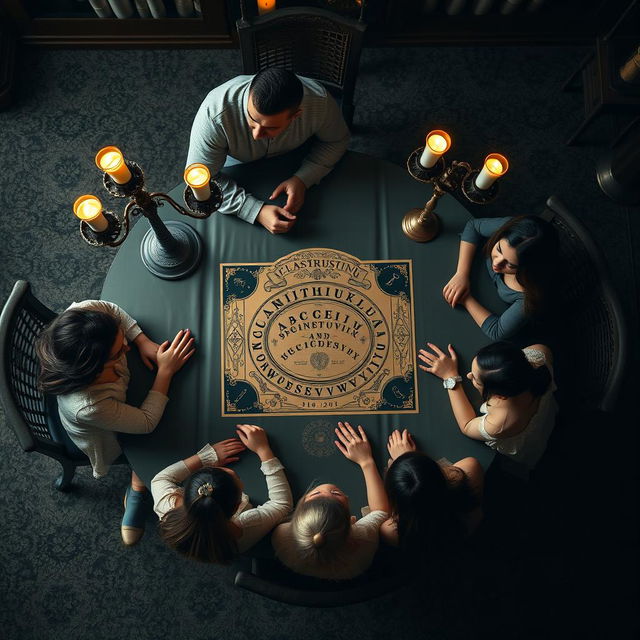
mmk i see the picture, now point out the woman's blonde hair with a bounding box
[288,496,351,567]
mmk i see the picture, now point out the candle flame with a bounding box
[428,134,448,153]
[100,151,122,171]
[486,158,504,175]
[74,195,103,221]
[185,164,210,187]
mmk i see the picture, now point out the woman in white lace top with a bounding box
[418,341,557,470]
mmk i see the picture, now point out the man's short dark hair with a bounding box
[249,69,304,115]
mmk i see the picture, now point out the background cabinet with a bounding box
[0,0,635,47]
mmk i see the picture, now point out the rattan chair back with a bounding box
[540,197,627,412]
[0,281,92,490]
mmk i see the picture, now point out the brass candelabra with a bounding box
[402,147,503,243]
[78,158,222,280]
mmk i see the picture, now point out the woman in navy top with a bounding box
[443,216,557,341]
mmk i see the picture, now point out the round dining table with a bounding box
[101,150,503,511]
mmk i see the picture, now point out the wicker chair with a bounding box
[234,555,404,607]
[539,197,627,412]
[236,4,367,127]
[0,281,124,490]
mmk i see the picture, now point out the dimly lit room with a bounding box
[0,1,638,638]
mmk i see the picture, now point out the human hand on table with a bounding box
[387,428,417,461]
[133,333,160,370]
[269,176,306,214]
[156,329,195,375]
[212,438,246,466]
[236,424,274,462]
[443,272,470,307]
[334,421,373,467]
[418,342,459,380]
[256,205,297,234]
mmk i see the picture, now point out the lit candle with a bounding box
[475,153,509,190]
[257,0,276,15]
[95,146,132,185]
[73,195,109,232]
[419,130,451,168]
[184,163,211,201]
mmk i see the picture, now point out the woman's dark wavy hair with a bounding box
[159,467,240,564]
[384,452,475,557]
[475,341,551,402]
[484,216,558,316]
[35,309,119,395]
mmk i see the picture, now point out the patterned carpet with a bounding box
[0,47,637,639]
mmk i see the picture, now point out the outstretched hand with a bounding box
[387,428,417,461]
[156,329,195,375]
[334,421,373,467]
[418,342,459,380]
[212,438,246,466]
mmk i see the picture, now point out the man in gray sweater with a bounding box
[186,68,350,234]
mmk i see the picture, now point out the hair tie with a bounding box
[312,532,325,548]
[197,482,214,498]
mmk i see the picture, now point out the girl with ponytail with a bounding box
[272,421,389,580]
[418,341,557,470]
[152,425,292,563]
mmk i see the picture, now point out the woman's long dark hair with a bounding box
[475,341,551,402]
[384,452,476,556]
[35,309,119,395]
[484,216,558,317]
[159,467,240,564]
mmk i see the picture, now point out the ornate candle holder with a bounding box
[79,159,223,280]
[402,148,502,243]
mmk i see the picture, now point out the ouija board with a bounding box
[221,248,418,417]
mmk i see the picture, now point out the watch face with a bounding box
[444,377,454,389]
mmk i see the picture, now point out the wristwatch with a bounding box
[442,375,462,390]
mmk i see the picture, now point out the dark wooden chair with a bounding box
[539,197,627,412]
[234,553,404,607]
[562,1,640,145]
[0,280,126,490]
[236,3,367,127]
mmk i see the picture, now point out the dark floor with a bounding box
[0,46,638,639]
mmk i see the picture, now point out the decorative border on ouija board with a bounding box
[220,248,418,417]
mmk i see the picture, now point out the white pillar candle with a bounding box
[475,154,509,190]
[73,195,109,233]
[419,130,451,168]
[184,163,211,201]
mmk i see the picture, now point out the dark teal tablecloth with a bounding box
[101,150,503,511]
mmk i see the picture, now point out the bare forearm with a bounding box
[447,387,478,433]
[151,369,173,396]
[463,295,492,328]
[360,460,389,513]
[456,241,476,276]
